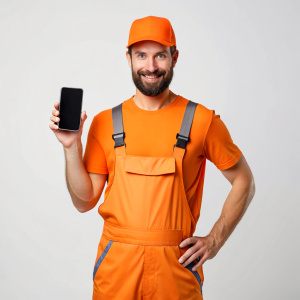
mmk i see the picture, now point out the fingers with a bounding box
[179,236,197,248]
[81,110,87,119]
[50,115,60,123]
[80,111,87,128]
[49,123,59,130]
[179,235,217,271]
[50,102,60,130]
[180,248,203,267]
[179,246,196,264]
[52,102,60,116]
[50,102,87,132]
[191,252,210,271]
[52,109,59,116]
[178,237,205,267]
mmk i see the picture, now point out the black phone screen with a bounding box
[57,87,83,131]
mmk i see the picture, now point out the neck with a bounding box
[133,90,177,111]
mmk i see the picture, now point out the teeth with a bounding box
[144,75,158,78]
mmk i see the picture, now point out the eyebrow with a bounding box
[134,50,168,55]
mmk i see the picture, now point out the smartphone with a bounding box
[56,87,83,131]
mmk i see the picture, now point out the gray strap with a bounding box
[112,100,197,149]
[175,100,198,149]
[112,103,125,148]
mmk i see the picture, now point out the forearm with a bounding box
[63,140,95,211]
[208,179,255,250]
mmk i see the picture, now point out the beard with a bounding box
[131,61,174,97]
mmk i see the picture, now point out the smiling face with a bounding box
[126,40,178,97]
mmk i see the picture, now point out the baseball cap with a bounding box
[126,16,176,48]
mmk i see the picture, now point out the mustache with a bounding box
[139,71,165,77]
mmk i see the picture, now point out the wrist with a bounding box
[208,232,224,251]
[63,140,82,156]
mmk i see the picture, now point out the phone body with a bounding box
[56,87,83,131]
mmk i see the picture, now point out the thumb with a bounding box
[81,110,87,120]
[80,111,87,128]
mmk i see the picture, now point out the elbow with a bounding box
[234,175,256,203]
[73,200,91,213]
[76,204,93,213]
[75,198,98,213]
[247,177,256,204]
[251,179,256,198]
[77,207,89,213]
[242,172,256,198]
[70,194,95,213]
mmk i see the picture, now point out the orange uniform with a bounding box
[83,94,242,299]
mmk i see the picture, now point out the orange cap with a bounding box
[126,16,176,49]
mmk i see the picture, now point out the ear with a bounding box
[126,51,132,68]
[172,49,179,68]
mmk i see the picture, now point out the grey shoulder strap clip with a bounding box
[175,100,198,149]
[111,103,125,148]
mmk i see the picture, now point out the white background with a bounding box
[0,0,299,299]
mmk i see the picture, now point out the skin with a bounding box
[126,40,179,110]
[49,40,256,272]
[178,155,255,271]
[49,106,107,213]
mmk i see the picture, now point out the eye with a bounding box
[158,54,165,58]
[138,54,145,58]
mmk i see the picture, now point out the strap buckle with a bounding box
[175,133,190,149]
[112,132,126,148]
[112,132,125,140]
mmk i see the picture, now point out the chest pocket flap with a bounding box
[124,155,175,176]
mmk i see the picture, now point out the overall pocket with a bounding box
[175,246,203,296]
[93,239,114,281]
[184,258,203,296]
[122,155,177,226]
[124,155,175,175]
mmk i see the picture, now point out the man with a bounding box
[50,15,255,300]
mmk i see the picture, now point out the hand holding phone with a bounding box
[49,87,87,148]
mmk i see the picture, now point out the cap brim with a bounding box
[126,37,174,48]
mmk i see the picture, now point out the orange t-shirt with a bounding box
[83,94,242,224]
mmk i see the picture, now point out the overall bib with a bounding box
[92,100,204,300]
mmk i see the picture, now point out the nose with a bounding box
[145,57,158,73]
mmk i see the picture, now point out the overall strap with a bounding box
[111,100,197,150]
[175,100,198,149]
[112,103,126,148]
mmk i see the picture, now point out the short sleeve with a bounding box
[83,116,108,174]
[204,110,242,170]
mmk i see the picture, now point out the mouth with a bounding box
[142,74,162,82]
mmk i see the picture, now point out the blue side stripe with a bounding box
[93,240,113,281]
[185,259,203,296]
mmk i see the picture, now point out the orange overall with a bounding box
[92,100,204,299]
